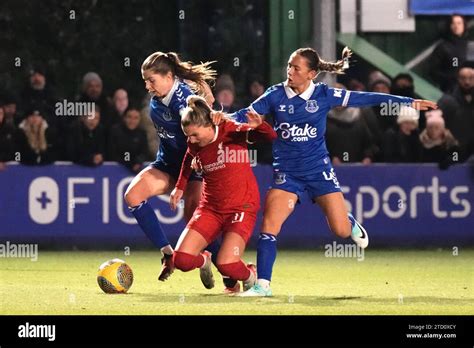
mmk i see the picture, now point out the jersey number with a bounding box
[231,212,245,224]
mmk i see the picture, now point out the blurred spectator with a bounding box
[245,75,265,105]
[15,107,58,165]
[346,78,366,92]
[0,105,17,169]
[215,74,240,112]
[419,109,459,163]
[391,73,428,130]
[362,76,395,160]
[109,88,129,127]
[20,65,57,125]
[391,73,416,98]
[107,108,150,174]
[78,72,112,128]
[66,107,106,167]
[367,70,391,91]
[1,93,21,127]
[326,84,375,165]
[383,106,422,162]
[438,64,474,162]
[139,95,159,157]
[430,15,469,92]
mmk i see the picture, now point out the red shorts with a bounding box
[186,207,257,244]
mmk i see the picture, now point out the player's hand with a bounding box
[211,111,226,125]
[246,111,263,128]
[191,156,203,173]
[412,99,438,111]
[169,188,184,211]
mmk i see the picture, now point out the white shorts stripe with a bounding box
[342,90,351,107]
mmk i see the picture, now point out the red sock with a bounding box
[217,260,250,281]
[173,251,205,272]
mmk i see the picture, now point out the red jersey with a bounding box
[176,120,276,214]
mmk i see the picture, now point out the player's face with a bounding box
[286,53,316,92]
[183,124,215,147]
[142,69,174,98]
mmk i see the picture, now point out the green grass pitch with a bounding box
[1,249,472,315]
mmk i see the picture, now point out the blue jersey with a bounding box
[149,79,193,167]
[233,81,414,175]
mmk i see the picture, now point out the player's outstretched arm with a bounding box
[411,99,438,110]
[246,111,263,128]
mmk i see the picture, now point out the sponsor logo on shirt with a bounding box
[277,122,317,142]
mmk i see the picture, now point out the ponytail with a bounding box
[294,46,353,75]
[141,51,217,96]
[180,95,213,128]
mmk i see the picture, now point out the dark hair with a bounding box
[180,95,213,128]
[294,47,352,75]
[141,51,217,96]
[393,73,414,85]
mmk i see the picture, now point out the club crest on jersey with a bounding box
[162,111,173,121]
[274,172,287,185]
[305,100,319,113]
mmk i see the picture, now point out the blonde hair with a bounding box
[141,51,216,97]
[180,95,213,128]
[294,46,353,75]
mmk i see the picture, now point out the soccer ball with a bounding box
[97,258,133,294]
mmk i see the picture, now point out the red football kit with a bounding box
[176,120,276,243]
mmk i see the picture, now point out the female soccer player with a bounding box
[169,95,277,293]
[225,47,438,296]
[124,51,221,283]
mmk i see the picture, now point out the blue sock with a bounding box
[129,201,170,249]
[256,233,277,281]
[205,239,221,266]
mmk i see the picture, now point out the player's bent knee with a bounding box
[173,251,198,272]
[123,189,139,207]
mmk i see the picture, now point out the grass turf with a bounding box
[1,249,472,315]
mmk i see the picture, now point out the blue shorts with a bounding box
[150,159,203,182]
[271,165,342,202]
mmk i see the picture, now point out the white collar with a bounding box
[160,78,179,107]
[283,80,316,100]
[209,125,219,144]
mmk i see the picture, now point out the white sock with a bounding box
[199,252,209,268]
[245,269,256,283]
[257,279,270,289]
[160,245,174,256]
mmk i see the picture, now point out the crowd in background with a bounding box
[0,14,472,172]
